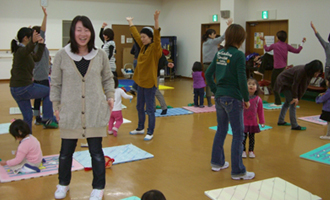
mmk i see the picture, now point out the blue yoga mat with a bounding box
[118,79,134,91]
[209,124,272,135]
[73,144,153,168]
[300,143,330,165]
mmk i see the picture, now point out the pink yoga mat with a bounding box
[0,154,84,183]
[182,105,216,113]
[298,115,327,126]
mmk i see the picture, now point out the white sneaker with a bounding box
[54,185,69,199]
[90,189,104,200]
[242,151,247,158]
[232,171,255,180]
[130,129,145,135]
[108,130,113,135]
[320,135,330,140]
[144,134,153,141]
[248,151,255,158]
[211,161,229,172]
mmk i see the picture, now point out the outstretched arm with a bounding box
[154,10,160,30]
[126,17,134,27]
[310,21,318,34]
[40,7,47,32]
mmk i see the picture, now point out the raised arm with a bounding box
[154,10,160,30]
[40,7,47,32]
[99,22,107,43]
[310,21,318,34]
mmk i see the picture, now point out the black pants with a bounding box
[243,132,255,151]
[257,54,274,74]
[112,71,118,77]
[33,79,50,115]
[271,68,285,105]
[194,88,204,106]
[58,137,105,189]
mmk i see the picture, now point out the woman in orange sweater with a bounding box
[126,10,162,141]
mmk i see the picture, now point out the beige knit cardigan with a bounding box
[50,45,115,139]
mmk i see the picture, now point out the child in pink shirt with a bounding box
[242,78,265,158]
[108,77,133,136]
[0,119,43,174]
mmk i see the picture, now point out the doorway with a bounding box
[245,20,288,55]
[200,23,220,63]
[112,24,149,77]
[245,20,288,80]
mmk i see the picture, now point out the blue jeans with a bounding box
[10,83,54,129]
[136,86,157,134]
[58,138,105,189]
[194,88,204,106]
[211,96,246,176]
[278,90,298,128]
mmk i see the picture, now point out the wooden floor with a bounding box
[0,78,329,200]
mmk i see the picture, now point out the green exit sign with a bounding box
[212,14,218,22]
[262,11,269,19]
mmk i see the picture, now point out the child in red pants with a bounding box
[108,77,133,136]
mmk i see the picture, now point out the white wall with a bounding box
[0,0,161,79]
[245,0,330,68]
[1,0,330,79]
[161,0,221,78]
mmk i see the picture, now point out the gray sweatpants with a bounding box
[278,90,298,128]
[155,77,167,110]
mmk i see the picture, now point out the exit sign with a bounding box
[262,11,269,19]
[212,14,218,22]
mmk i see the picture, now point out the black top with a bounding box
[74,58,90,77]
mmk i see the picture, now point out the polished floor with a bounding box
[0,78,329,200]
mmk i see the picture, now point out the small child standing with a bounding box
[108,77,133,136]
[242,78,265,158]
[0,119,43,174]
[316,74,330,140]
[192,62,206,108]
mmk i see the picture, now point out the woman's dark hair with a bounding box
[32,26,41,34]
[70,15,96,54]
[113,76,118,88]
[9,119,31,139]
[192,61,203,72]
[304,60,323,78]
[276,30,287,42]
[103,28,114,41]
[224,24,246,50]
[247,78,262,95]
[141,190,166,200]
[202,29,216,42]
[11,27,33,53]
[328,33,330,43]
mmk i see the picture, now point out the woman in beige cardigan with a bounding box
[50,16,115,200]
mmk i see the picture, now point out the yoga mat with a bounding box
[298,115,327,126]
[153,108,193,117]
[121,197,140,200]
[205,177,321,200]
[10,106,43,115]
[0,123,11,135]
[119,79,134,92]
[73,144,153,168]
[263,102,300,110]
[0,154,83,183]
[209,124,272,135]
[300,143,330,165]
[182,105,216,113]
[123,118,131,124]
[159,85,174,90]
